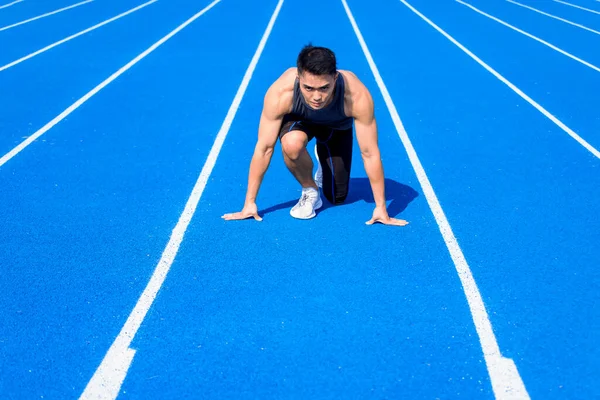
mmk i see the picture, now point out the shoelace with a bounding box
[298,191,317,207]
[298,192,310,206]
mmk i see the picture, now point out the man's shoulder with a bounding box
[263,68,297,117]
[339,70,373,118]
[339,70,368,97]
[273,67,298,91]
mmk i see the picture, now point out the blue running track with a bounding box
[0,0,598,398]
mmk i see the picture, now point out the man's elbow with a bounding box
[360,146,380,160]
[263,145,275,158]
[255,142,275,158]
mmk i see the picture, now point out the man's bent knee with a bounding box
[281,131,308,161]
[334,192,348,205]
[323,185,349,205]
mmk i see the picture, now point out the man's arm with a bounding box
[244,103,283,205]
[222,82,284,221]
[350,75,408,226]
[353,89,386,208]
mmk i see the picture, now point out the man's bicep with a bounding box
[352,91,379,156]
[254,84,285,150]
[355,116,379,155]
[256,112,282,151]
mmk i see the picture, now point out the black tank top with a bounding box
[286,72,353,130]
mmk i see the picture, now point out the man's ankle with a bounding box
[302,184,319,192]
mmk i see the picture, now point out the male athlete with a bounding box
[222,45,408,226]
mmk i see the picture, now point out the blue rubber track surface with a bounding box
[0,0,598,398]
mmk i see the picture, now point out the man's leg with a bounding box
[280,129,319,190]
[315,127,353,205]
[279,121,322,219]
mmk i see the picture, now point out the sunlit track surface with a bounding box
[0,0,597,398]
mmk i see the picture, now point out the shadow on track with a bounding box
[259,177,419,218]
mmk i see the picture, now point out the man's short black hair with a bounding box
[296,44,337,76]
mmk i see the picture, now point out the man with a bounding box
[222,45,408,226]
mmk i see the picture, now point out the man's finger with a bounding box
[222,211,263,221]
[387,218,409,226]
[222,212,243,220]
[366,216,409,226]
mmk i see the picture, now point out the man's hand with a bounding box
[366,205,408,226]
[222,202,262,221]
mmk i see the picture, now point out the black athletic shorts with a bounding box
[279,119,353,205]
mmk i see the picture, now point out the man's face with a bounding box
[298,71,337,110]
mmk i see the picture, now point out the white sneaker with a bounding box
[314,144,323,188]
[290,187,322,219]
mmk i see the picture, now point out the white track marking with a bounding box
[457,0,600,73]
[0,0,23,10]
[0,0,180,169]
[405,1,600,160]
[342,0,532,398]
[387,0,600,392]
[78,0,284,398]
[0,0,94,32]
[554,0,600,14]
[506,0,600,36]
[0,0,158,72]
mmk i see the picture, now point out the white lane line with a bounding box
[0,0,23,10]
[342,0,530,398]
[506,0,600,36]
[0,1,172,170]
[78,0,284,398]
[0,0,95,32]
[456,0,600,74]
[0,0,159,72]
[554,0,600,15]
[406,3,600,161]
